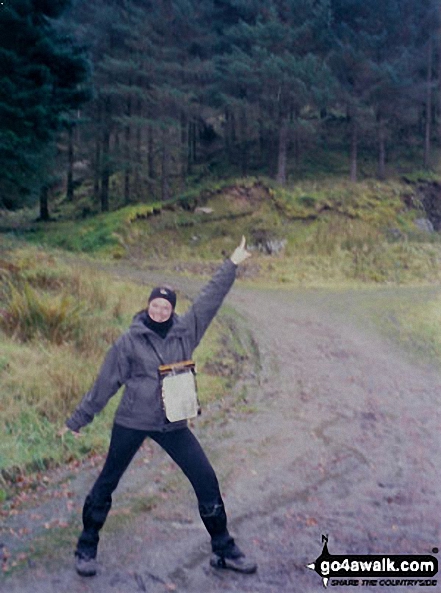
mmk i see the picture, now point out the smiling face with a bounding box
[148,297,173,322]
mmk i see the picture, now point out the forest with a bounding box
[0,0,440,218]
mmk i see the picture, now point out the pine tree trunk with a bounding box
[39,184,50,221]
[377,116,386,180]
[189,120,197,166]
[134,97,142,200]
[93,102,101,203]
[114,132,120,156]
[161,129,171,202]
[66,123,74,202]
[270,130,279,178]
[239,106,248,176]
[225,107,236,165]
[350,120,358,183]
[258,109,265,167]
[101,129,110,212]
[291,108,300,173]
[424,37,433,169]
[266,104,278,177]
[124,95,132,205]
[276,118,289,185]
[294,133,301,172]
[187,120,194,174]
[180,111,187,188]
[93,137,101,202]
[100,98,111,212]
[147,123,155,196]
[293,116,301,173]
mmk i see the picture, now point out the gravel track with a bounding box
[2,269,440,593]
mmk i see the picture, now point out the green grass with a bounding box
[17,177,259,256]
[376,292,441,364]
[21,203,165,256]
[6,174,441,288]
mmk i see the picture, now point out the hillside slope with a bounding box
[3,176,441,286]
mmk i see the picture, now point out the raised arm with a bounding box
[180,237,251,348]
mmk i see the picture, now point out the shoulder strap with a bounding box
[145,335,187,365]
[144,335,165,365]
[178,336,187,360]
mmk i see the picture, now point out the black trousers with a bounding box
[76,424,234,559]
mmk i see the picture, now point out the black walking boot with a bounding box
[210,543,257,574]
[199,501,257,574]
[74,492,111,576]
[75,552,97,577]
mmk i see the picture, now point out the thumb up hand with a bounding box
[230,236,252,265]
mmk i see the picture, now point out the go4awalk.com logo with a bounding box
[307,535,438,588]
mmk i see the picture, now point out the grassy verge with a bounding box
[9,175,441,287]
[0,240,251,498]
[374,291,441,365]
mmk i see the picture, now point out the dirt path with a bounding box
[2,272,441,593]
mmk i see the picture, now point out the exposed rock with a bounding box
[250,238,287,255]
[194,207,214,214]
[415,181,441,230]
[250,228,287,255]
[414,218,434,233]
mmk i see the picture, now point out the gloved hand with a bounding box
[230,236,252,265]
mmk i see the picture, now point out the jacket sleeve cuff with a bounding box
[65,418,81,432]
[66,407,94,432]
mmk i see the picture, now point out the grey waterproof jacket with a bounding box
[66,259,237,433]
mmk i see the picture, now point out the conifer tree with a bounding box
[47,0,440,206]
[329,0,439,179]
[0,0,89,210]
[211,0,334,182]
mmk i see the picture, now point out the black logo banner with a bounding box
[307,535,438,588]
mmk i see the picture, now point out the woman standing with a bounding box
[62,237,257,577]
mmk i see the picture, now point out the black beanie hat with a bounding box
[148,286,177,310]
